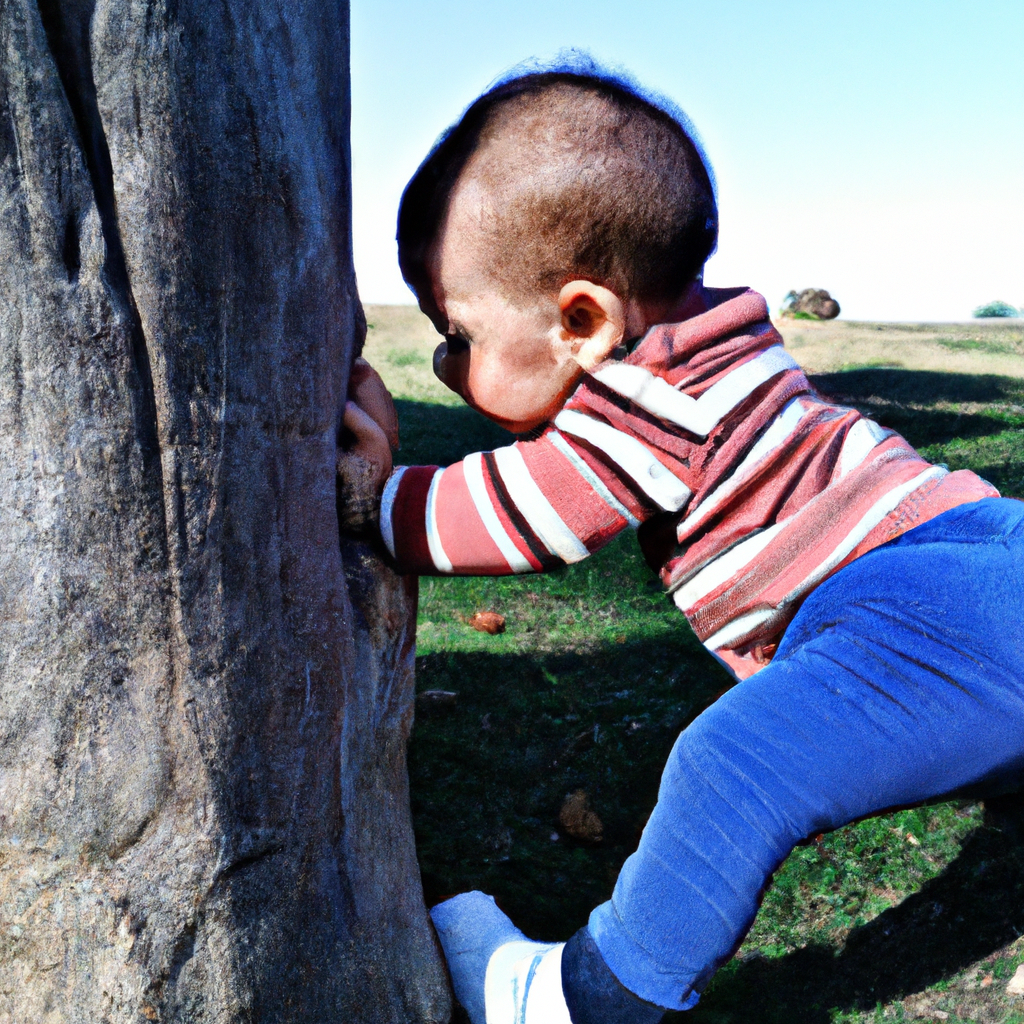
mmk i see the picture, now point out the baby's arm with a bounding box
[379,423,661,576]
[341,360,689,577]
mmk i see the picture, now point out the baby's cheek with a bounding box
[471,363,521,414]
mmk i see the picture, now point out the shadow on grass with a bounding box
[681,802,1024,1023]
[408,638,732,941]
[809,369,1024,449]
[394,398,514,467]
[810,368,1024,407]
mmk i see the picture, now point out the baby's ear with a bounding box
[562,294,605,338]
[559,280,625,370]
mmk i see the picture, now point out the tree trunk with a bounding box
[0,1,451,1020]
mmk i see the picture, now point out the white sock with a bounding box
[484,940,573,1024]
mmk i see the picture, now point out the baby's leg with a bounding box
[430,891,665,1023]
[432,498,1024,1022]
[578,497,1024,1016]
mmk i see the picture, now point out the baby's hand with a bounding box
[348,357,400,451]
[337,359,399,534]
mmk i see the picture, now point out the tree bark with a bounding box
[0,1,451,1020]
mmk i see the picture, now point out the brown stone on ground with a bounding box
[559,790,604,843]
[467,611,506,634]
[782,288,841,320]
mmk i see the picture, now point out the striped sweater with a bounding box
[381,287,997,679]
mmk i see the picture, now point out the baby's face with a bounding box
[424,186,584,434]
[425,282,583,435]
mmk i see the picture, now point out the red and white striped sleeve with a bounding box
[378,422,690,576]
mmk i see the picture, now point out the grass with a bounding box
[937,337,1022,357]
[363,306,1024,1024]
[779,318,1024,382]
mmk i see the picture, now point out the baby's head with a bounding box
[397,63,717,432]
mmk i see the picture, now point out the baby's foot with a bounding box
[430,891,572,1024]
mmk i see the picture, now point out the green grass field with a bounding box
[363,307,1024,1024]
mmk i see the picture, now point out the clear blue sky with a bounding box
[351,1,1023,321]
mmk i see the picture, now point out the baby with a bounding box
[342,62,1024,1024]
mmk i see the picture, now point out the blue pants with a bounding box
[584,498,1024,1013]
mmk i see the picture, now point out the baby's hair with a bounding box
[397,51,718,318]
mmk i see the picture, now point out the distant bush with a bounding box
[972,300,1020,318]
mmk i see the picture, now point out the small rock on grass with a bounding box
[559,790,604,844]
[467,611,506,634]
[1007,963,1024,997]
[780,288,841,320]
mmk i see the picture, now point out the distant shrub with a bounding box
[972,300,1020,318]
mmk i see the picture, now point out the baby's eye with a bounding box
[446,331,471,354]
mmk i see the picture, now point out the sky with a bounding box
[350,0,1024,322]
